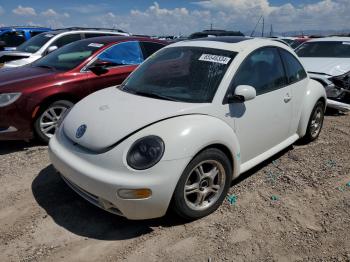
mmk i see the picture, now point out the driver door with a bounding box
[226,47,292,166]
[85,41,144,94]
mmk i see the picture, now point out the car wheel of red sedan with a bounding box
[34,100,73,143]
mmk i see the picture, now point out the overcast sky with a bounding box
[0,0,349,35]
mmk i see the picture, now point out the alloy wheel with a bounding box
[39,105,68,138]
[310,106,323,138]
[184,160,226,211]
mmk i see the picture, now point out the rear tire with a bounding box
[34,100,73,143]
[172,148,232,220]
[302,100,325,143]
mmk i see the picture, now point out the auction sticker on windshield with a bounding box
[199,54,231,64]
[88,43,104,48]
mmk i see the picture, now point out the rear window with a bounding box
[17,33,54,53]
[296,41,350,58]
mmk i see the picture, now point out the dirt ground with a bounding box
[0,112,349,262]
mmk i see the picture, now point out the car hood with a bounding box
[0,50,32,57]
[301,57,350,76]
[63,87,212,152]
[0,66,57,92]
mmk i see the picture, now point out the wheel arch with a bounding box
[134,114,241,179]
[31,93,78,121]
[193,143,234,176]
[297,79,327,138]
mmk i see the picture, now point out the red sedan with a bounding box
[0,36,167,142]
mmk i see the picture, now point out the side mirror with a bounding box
[88,62,110,76]
[227,85,256,103]
[47,45,58,54]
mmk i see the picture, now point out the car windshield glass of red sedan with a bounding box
[32,41,105,71]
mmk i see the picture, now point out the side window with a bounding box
[279,49,307,83]
[140,42,166,59]
[52,34,82,48]
[97,41,144,66]
[84,33,108,38]
[0,31,26,46]
[233,47,287,95]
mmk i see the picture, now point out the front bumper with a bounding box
[48,128,191,220]
[327,99,350,112]
[309,73,350,111]
[0,102,33,140]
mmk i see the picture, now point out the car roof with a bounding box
[308,37,350,42]
[70,36,168,46]
[189,36,252,44]
[169,36,289,53]
[48,27,128,35]
[0,26,51,31]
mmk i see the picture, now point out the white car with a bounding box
[49,37,326,220]
[0,27,129,68]
[296,37,350,111]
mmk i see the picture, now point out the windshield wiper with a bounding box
[130,90,178,101]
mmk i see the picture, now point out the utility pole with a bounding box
[210,23,213,30]
[270,24,273,37]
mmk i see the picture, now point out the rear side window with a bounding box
[53,34,82,48]
[140,42,166,58]
[279,49,307,84]
[97,41,144,65]
[233,47,287,95]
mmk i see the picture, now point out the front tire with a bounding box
[172,148,232,220]
[302,100,325,143]
[34,100,73,143]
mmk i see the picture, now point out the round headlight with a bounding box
[127,136,165,170]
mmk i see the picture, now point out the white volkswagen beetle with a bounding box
[49,37,326,220]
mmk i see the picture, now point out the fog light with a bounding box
[118,188,152,199]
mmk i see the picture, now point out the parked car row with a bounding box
[0,36,167,142]
[0,29,346,221]
[0,27,129,68]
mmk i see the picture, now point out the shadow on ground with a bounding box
[0,140,40,155]
[231,145,293,186]
[32,146,294,241]
[32,165,188,241]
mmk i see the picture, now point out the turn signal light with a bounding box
[118,188,152,199]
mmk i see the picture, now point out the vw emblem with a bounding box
[76,124,87,139]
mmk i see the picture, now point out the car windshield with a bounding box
[32,41,103,71]
[122,46,236,103]
[296,41,350,58]
[16,33,54,53]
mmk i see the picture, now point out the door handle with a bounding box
[284,93,292,103]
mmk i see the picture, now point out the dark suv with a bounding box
[0,26,51,51]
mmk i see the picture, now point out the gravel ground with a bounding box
[0,112,349,262]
